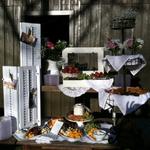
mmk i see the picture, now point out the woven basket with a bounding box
[111,18,135,29]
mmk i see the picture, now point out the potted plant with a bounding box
[41,38,67,74]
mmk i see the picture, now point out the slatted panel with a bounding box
[136,4,150,88]
[42,93,74,117]
[13,6,20,66]
[60,94,74,116]
[73,0,80,46]
[79,4,91,46]
[18,66,41,129]
[3,66,41,129]
[3,66,19,129]
[20,22,41,67]
[4,6,14,66]
[90,3,101,46]
[0,6,5,107]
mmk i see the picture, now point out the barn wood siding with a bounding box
[0,0,150,117]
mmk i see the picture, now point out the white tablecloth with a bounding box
[58,78,114,97]
[98,89,150,115]
[103,54,146,75]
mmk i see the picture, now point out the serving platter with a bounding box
[66,114,93,123]
[85,129,108,142]
[59,132,82,142]
[59,123,83,142]
[84,122,105,141]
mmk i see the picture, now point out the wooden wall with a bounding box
[0,0,150,117]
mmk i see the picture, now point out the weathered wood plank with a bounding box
[0,7,5,107]
[79,4,91,46]
[42,93,52,117]
[60,94,74,116]
[99,0,150,4]
[136,4,150,89]
[13,6,20,65]
[4,6,14,65]
[90,98,100,112]
[51,92,62,116]
[90,3,101,46]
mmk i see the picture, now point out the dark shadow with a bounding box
[22,0,41,16]
[125,101,141,115]
[109,101,150,149]
[0,107,4,116]
[0,0,20,40]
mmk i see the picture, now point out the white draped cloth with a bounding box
[58,77,150,116]
[58,78,114,97]
[58,85,90,97]
[103,54,146,75]
[98,89,150,115]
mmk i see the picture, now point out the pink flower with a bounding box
[46,41,54,49]
[106,38,119,49]
[105,38,121,55]
[124,38,144,51]
[126,38,133,49]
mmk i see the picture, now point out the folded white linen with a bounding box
[35,135,53,144]
[98,90,111,110]
[113,92,150,115]
[103,54,146,76]
[104,55,129,72]
[98,89,150,115]
[86,78,114,92]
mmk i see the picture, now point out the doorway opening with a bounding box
[24,15,70,44]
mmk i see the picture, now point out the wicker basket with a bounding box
[111,18,135,29]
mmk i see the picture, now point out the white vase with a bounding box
[47,59,59,75]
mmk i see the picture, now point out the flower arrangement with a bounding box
[41,38,67,61]
[105,38,122,55]
[105,37,144,55]
[123,37,144,54]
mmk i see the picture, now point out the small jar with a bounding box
[73,103,84,116]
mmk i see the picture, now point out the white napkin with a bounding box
[98,89,111,110]
[103,54,146,76]
[104,55,129,72]
[35,135,53,144]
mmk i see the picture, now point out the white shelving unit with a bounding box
[3,66,41,129]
